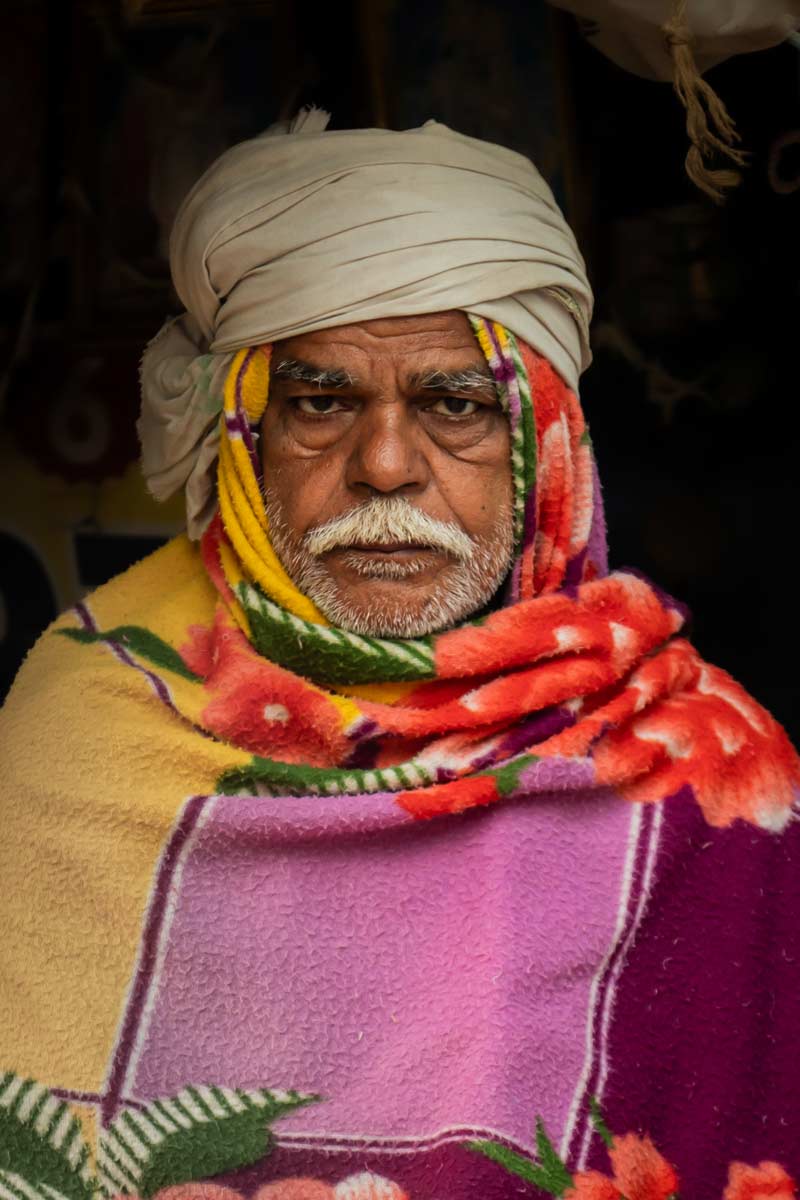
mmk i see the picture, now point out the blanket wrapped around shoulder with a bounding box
[2,320,800,1200]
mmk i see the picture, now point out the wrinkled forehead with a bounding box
[268,312,495,391]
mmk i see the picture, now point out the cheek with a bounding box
[433,436,513,538]
[261,433,350,538]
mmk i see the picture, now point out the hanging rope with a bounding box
[663,0,748,202]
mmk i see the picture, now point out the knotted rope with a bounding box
[663,0,748,203]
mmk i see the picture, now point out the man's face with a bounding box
[260,311,514,638]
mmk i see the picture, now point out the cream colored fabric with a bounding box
[139,314,235,536]
[547,0,800,81]
[139,113,593,538]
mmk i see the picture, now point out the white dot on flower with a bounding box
[262,703,290,724]
[754,804,793,834]
[635,723,693,760]
[334,1174,408,1200]
[711,720,745,756]
[610,621,636,656]
[554,625,582,651]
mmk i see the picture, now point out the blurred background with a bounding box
[1,0,798,741]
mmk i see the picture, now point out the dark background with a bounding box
[1,0,798,742]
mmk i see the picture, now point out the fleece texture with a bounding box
[1,319,799,1200]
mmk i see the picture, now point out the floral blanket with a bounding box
[2,319,800,1199]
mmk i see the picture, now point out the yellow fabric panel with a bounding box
[0,537,251,1091]
[216,350,329,626]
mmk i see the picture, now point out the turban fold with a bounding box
[139,110,593,537]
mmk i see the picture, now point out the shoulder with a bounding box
[0,534,218,779]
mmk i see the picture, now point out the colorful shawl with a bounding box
[2,318,800,1200]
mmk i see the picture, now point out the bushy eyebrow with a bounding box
[272,357,355,388]
[409,367,496,395]
[272,358,496,397]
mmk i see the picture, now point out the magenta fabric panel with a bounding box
[125,787,644,1189]
[591,788,800,1199]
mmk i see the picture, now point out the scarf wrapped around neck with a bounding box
[4,314,800,1200]
[194,315,800,831]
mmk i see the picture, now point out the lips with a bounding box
[346,543,435,554]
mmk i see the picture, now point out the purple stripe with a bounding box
[564,546,588,588]
[74,603,177,714]
[343,741,380,770]
[521,484,538,554]
[587,458,609,579]
[233,347,263,475]
[489,323,537,562]
[73,603,219,742]
[348,716,380,741]
[484,322,523,443]
[483,320,517,385]
[475,318,536,590]
[101,794,210,1124]
[224,412,249,434]
[50,1087,104,1105]
[564,800,657,1164]
[49,1087,149,1113]
[507,557,523,604]
[471,707,576,771]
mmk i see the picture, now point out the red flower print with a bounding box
[724,1161,797,1200]
[592,645,800,830]
[254,1181,334,1199]
[180,621,217,678]
[253,1176,407,1200]
[609,1133,679,1200]
[564,1171,622,1199]
[180,608,352,765]
[562,1132,678,1200]
[143,1175,409,1200]
[396,772,498,819]
[150,1186,243,1200]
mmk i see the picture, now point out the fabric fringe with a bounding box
[663,0,748,203]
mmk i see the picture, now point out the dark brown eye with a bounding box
[430,397,480,416]
[294,396,347,415]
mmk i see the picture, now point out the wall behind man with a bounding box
[0,0,797,745]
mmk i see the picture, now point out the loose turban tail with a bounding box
[138,110,593,538]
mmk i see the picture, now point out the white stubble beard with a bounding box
[262,490,514,639]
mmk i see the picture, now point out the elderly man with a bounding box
[2,112,800,1200]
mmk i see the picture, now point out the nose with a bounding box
[345,400,430,496]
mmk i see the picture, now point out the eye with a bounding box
[293,395,348,415]
[428,396,481,417]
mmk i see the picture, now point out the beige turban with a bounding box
[139,110,593,538]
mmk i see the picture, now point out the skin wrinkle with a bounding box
[260,311,515,638]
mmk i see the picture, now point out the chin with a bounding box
[314,576,485,639]
[296,556,511,640]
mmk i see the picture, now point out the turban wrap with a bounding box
[138,110,593,537]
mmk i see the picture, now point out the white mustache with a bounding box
[304,497,475,560]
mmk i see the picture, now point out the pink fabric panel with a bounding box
[130,788,637,1152]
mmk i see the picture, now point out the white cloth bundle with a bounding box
[139,112,593,537]
[546,0,800,81]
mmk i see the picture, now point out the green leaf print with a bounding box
[98,1085,320,1198]
[59,626,202,682]
[466,1117,572,1197]
[0,1073,93,1200]
[534,1117,574,1196]
[466,1139,560,1193]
